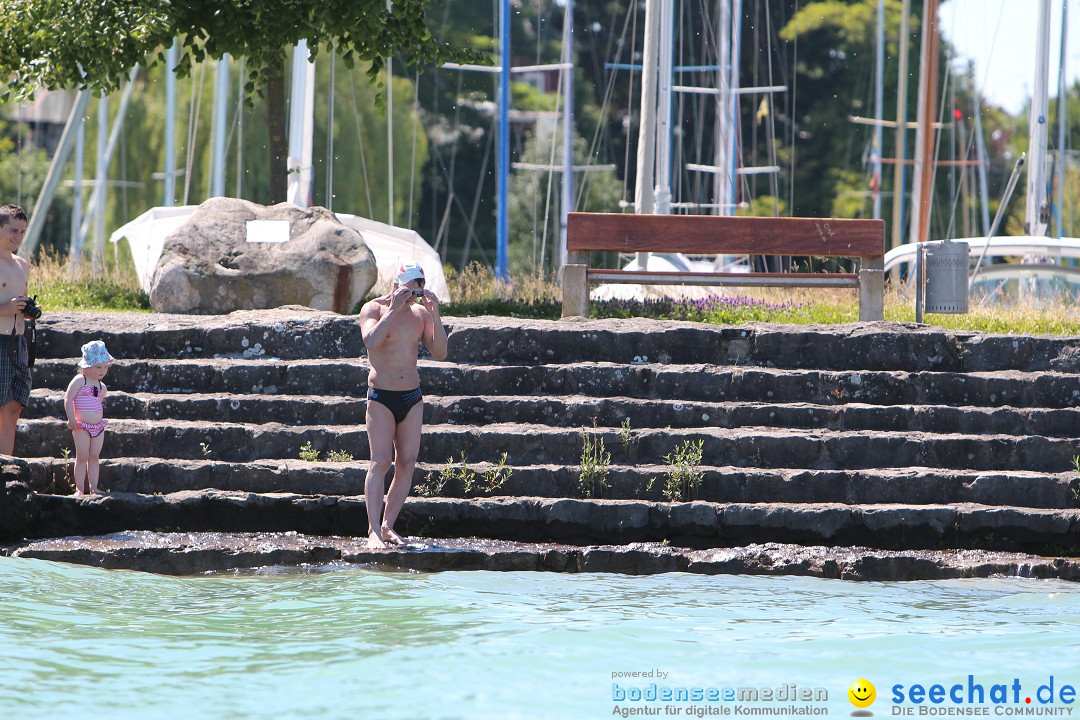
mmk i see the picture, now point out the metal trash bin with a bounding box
[925,240,969,314]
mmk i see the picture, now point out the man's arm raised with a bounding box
[360,287,413,348]
[420,292,448,361]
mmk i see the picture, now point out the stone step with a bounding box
[8,532,1080,581]
[36,311,1080,372]
[27,358,1080,410]
[15,418,1080,472]
[26,388,1080,437]
[18,490,1080,555]
[22,457,1080,509]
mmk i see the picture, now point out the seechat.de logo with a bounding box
[849,678,877,716]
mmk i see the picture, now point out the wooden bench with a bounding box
[561,213,885,321]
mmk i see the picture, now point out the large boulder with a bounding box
[149,198,377,314]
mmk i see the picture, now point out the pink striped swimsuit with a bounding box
[73,381,107,437]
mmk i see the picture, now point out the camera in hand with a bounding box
[22,295,41,320]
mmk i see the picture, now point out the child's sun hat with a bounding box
[79,340,114,368]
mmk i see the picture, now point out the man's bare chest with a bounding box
[0,262,25,294]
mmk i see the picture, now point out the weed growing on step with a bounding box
[579,430,611,498]
[475,452,513,496]
[663,439,705,502]
[1073,455,1080,474]
[419,453,476,497]
[60,447,74,493]
[633,477,656,499]
[325,449,354,462]
[199,442,211,457]
[419,453,510,497]
[299,442,320,462]
[618,418,636,450]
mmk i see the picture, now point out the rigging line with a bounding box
[788,0,798,215]
[183,60,206,207]
[327,48,336,211]
[582,0,618,170]
[750,0,760,202]
[460,112,497,268]
[579,0,635,211]
[347,64,375,219]
[673,0,688,212]
[236,57,245,198]
[620,3,641,206]
[434,70,467,254]
[538,61,565,273]
[430,0,454,246]
[691,2,708,212]
[434,189,455,256]
[929,57,955,240]
[408,68,419,225]
[15,103,23,205]
[223,60,245,179]
[764,0,779,211]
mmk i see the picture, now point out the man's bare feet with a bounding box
[381,525,406,546]
[367,530,387,549]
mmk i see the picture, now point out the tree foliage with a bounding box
[0,0,487,102]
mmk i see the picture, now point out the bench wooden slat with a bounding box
[567,212,884,257]
[587,269,859,288]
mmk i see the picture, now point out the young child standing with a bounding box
[64,340,114,495]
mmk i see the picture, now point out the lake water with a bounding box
[3,556,1080,719]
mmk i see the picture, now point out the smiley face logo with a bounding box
[848,679,876,709]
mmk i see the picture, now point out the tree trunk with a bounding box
[267,67,287,203]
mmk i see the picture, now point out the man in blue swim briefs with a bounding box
[359,262,448,548]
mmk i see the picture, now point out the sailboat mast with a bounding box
[496,0,510,280]
[654,0,674,214]
[635,0,660,216]
[211,54,230,198]
[560,0,575,269]
[909,0,939,245]
[1056,0,1068,237]
[872,0,884,220]
[1025,0,1052,236]
[164,40,178,206]
[891,0,911,251]
[713,0,731,216]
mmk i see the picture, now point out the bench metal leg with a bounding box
[858,256,885,321]
[561,264,589,317]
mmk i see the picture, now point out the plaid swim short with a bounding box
[0,333,32,407]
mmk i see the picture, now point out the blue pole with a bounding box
[496,0,510,280]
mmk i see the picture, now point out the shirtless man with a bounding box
[0,204,31,456]
[359,262,448,548]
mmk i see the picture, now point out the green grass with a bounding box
[30,253,150,312]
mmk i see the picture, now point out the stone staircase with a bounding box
[4,308,1080,579]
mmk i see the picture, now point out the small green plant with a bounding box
[579,429,611,498]
[417,472,443,497]
[1073,455,1080,474]
[60,447,74,492]
[619,418,635,449]
[479,452,513,495]
[419,452,512,497]
[299,441,320,462]
[418,453,477,497]
[199,442,212,457]
[635,476,656,499]
[663,439,705,502]
[326,449,355,462]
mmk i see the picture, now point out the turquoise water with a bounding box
[3,557,1080,720]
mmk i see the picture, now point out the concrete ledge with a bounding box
[15,491,1080,555]
[7,531,1080,581]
